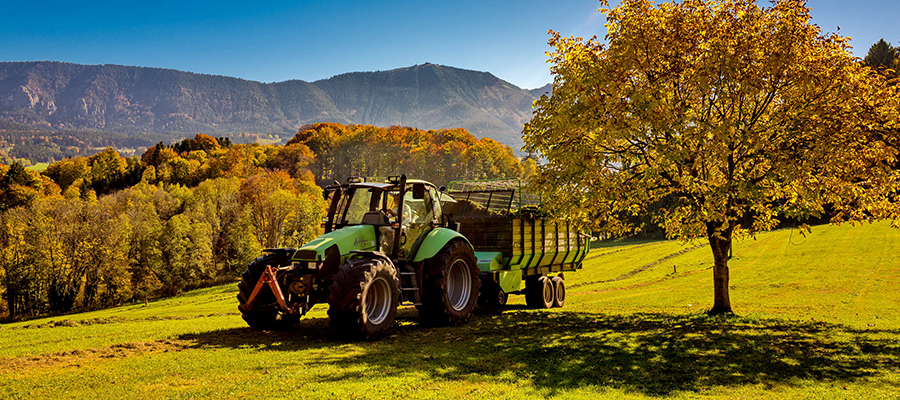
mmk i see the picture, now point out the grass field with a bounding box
[2,222,899,399]
[25,163,49,172]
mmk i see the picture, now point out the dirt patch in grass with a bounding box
[0,339,194,373]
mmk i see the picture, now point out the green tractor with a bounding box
[237,175,590,339]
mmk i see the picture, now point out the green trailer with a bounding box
[445,179,590,308]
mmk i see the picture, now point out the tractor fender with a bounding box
[411,227,473,263]
[347,250,394,266]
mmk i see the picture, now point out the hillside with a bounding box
[2,222,898,398]
[0,61,541,150]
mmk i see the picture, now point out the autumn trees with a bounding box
[289,123,523,186]
[0,125,525,319]
[0,174,328,317]
[524,0,900,315]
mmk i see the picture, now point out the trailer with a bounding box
[445,179,590,308]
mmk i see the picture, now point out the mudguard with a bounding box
[411,227,473,262]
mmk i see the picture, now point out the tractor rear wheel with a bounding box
[327,257,400,339]
[237,251,297,330]
[551,275,565,308]
[420,241,480,325]
[525,275,554,309]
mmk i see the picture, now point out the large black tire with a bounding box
[327,257,400,339]
[551,275,565,308]
[237,251,296,330]
[525,275,554,309]
[478,280,508,309]
[419,240,480,325]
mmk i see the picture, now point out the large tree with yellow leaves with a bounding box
[523,0,900,314]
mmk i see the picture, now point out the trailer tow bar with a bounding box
[244,265,302,315]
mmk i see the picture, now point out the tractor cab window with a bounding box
[402,186,436,257]
[341,188,375,225]
[427,187,442,223]
[383,187,435,226]
[384,190,413,225]
[408,189,436,224]
[377,186,438,259]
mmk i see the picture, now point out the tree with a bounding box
[864,39,898,69]
[0,162,42,210]
[44,157,91,192]
[0,207,44,317]
[189,177,259,276]
[1,162,35,189]
[523,0,900,315]
[88,147,127,194]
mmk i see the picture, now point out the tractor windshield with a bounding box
[343,188,374,225]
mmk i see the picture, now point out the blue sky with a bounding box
[1,0,897,90]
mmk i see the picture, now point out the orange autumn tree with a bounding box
[290,123,523,186]
[523,0,900,314]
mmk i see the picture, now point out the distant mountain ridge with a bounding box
[0,61,548,150]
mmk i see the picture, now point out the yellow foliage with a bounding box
[523,0,900,313]
[525,0,900,240]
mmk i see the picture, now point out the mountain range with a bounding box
[0,61,552,150]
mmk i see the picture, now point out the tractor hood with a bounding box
[291,225,379,262]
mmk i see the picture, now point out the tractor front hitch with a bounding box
[244,265,304,315]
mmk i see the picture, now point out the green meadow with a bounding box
[2,222,898,399]
[24,163,49,172]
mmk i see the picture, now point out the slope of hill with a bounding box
[0,61,541,150]
[1,223,898,398]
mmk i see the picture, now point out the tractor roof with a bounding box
[349,179,436,190]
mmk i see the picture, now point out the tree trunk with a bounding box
[707,223,734,315]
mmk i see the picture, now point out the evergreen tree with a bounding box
[864,39,898,69]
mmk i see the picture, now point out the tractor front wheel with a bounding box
[237,250,297,330]
[327,257,400,339]
[420,241,480,325]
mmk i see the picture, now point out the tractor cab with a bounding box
[323,176,443,260]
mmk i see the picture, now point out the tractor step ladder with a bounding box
[398,264,422,305]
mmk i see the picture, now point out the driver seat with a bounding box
[361,210,389,225]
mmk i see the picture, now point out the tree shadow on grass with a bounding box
[180,309,900,396]
[179,316,335,352]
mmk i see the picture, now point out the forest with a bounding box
[0,123,527,320]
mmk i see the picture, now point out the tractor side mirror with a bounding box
[412,183,426,200]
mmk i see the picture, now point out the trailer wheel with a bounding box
[327,257,400,339]
[237,251,296,330]
[478,281,508,308]
[420,240,480,325]
[551,275,565,308]
[525,275,554,309]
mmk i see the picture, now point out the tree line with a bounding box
[0,124,529,320]
[290,123,530,187]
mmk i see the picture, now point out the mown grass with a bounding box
[2,222,899,399]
